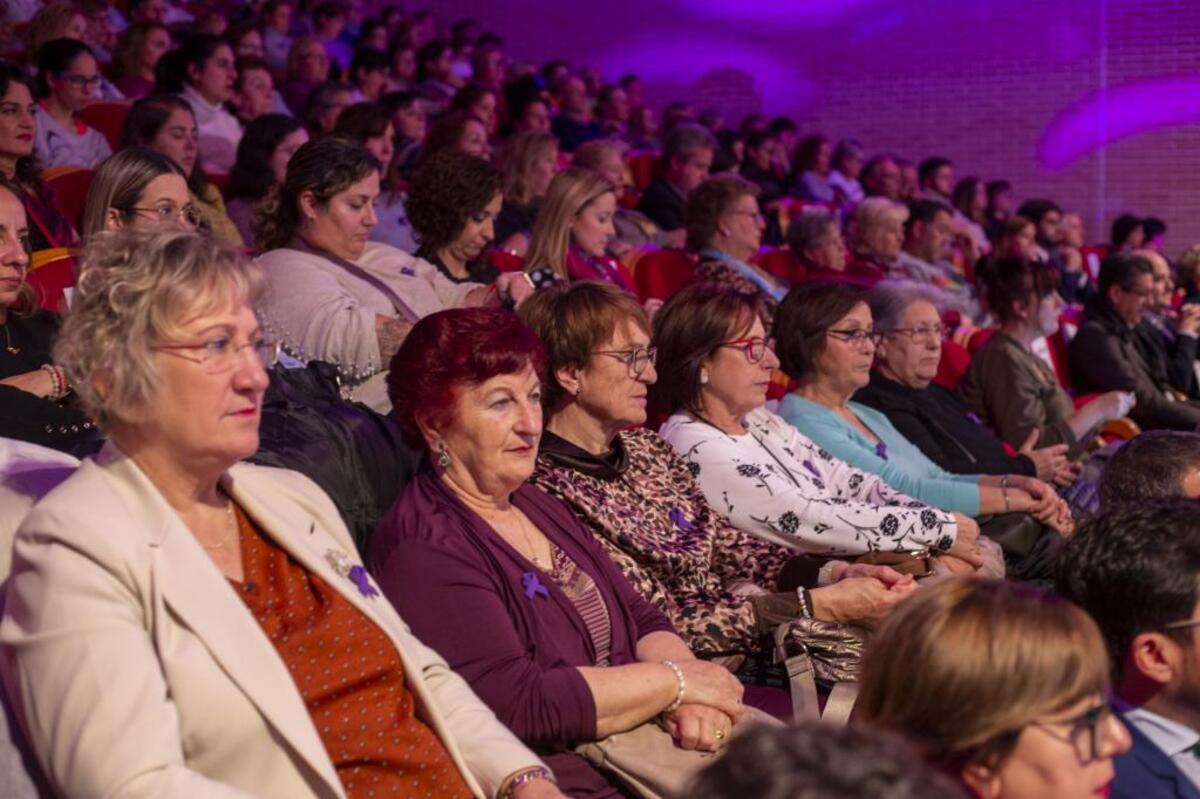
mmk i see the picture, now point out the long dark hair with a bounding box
[153,33,226,94]
[227,113,304,202]
[0,61,42,190]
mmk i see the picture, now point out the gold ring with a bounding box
[714,729,726,740]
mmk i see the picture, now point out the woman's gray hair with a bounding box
[786,207,837,253]
[54,229,265,429]
[868,279,944,333]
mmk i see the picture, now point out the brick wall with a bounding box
[436,0,1200,256]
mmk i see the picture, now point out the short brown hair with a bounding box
[517,280,647,411]
[773,282,867,380]
[649,283,760,417]
[856,578,1109,773]
[685,174,759,252]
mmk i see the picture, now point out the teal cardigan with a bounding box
[778,394,982,516]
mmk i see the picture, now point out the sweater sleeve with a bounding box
[371,536,598,747]
[781,400,981,516]
[662,413,958,556]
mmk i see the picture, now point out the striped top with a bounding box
[549,545,613,667]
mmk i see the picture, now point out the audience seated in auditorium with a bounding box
[1135,248,1200,399]
[1070,252,1200,431]
[310,0,350,71]
[406,149,502,285]
[120,94,243,246]
[857,578,1131,799]
[1111,213,1146,252]
[691,722,968,799]
[33,38,111,169]
[80,147,195,240]
[253,138,531,411]
[986,178,1013,238]
[652,282,974,563]
[346,46,389,103]
[844,196,906,286]
[1095,430,1200,509]
[381,88,426,181]
[861,154,903,202]
[110,21,170,100]
[0,183,95,453]
[448,83,499,138]
[524,167,631,291]
[369,306,744,797]
[637,122,716,233]
[0,230,559,799]
[549,74,601,152]
[522,281,914,663]
[595,83,629,139]
[687,174,786,326]
[156,35,241,175]
[828,138,865,204]
[493,130,558,254]
[421,109,490,162]
[333,102,412,251]
[775,282,1073,543]
[230,57,276,126]
[0,63,78,250]
[1016,198,1063,263]
[739,130,785,207]
[387,41,417,92]
[1058,499,1200,799]
[963,258,1133,451]
[280,36,332,118]
[786,208,850,280]
[301,80,353,137]
[894,199,978,318]
[225,114,308,247]
[790,133,836,203]
[1142,216,1167,253]
[415,38,458,112]
[574,138,680,252]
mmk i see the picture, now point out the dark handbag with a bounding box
[977,512,1045,560]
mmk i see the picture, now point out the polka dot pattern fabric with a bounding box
[230,504,472,798]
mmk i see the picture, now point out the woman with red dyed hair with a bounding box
[369,306,747,798]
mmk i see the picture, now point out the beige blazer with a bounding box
[0,443,544,798]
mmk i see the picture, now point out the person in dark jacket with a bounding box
[1135,248,1200,399]
[1070,253,1200,431]
[636,123,715,233]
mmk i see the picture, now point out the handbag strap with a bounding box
[774,622,858,725]
[285,238,421,323]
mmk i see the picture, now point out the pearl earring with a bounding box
[700,370,709,385]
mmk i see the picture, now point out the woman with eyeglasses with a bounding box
[81,147,197,239]
[120,94,244,247]
[520,281,916,670]
[32,38,112,170]
[652,282,975,565]
[1,229,556,799]
[856,578,1131,799]
[686,174,787,328]
[773,281,1073,562]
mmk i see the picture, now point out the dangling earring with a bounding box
[700,369,709,385]
[436,441,452,469]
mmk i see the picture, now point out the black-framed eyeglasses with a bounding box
[152,336,281,374]
[128,203,200,228]
[718,336,774,363]
[57,73,103,88]
[886,323,947,343]
[826,328,884,348]
[593,345,657,377]
[1026,703,1113,763]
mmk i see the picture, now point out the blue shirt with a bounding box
[778,394,981,515]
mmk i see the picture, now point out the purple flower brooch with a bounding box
[324,549,380,598]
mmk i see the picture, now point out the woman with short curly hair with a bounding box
[406,149,503,285]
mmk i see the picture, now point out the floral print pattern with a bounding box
[658,408,958,556]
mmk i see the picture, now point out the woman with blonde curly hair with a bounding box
[0,228,560,799]
[856,578,1131,799]
[524,166,630,291]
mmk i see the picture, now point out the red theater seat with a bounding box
[754,247,805,285]
[41,167,93,233]
[626,151,658,191]
[633,248,696,303]
[488,249,526,273]
[77,101,129,152]
[26,248,76,313]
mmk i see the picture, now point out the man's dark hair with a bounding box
[904,198,951,238]
[1015,198,1061,226]
[1111,213,1144,248]
[917,156,951,188]
[1098,430,1200,509]
[767,115,797,135]
[1097,251,1153,295]
[1057,498,1200,684]
[690,722,967,799]
[1143,216,1167,240]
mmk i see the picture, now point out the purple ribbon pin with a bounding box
[966,412,983,425]
[522,571,550,599]
[400,266,415,276]
[347,565,379,598]
[875,442,889,460]
[802,459,820,477]
[668,506,696,531]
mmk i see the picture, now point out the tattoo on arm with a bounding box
[375,315,412,365]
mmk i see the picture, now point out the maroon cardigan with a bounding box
[368,470,675,797]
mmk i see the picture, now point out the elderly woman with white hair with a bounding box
[0,229,562,799]
[844,197,908,287]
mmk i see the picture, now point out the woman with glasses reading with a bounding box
[1,229,556,799]
[521,281,915,669]
[686,175,787,328]
[33,38,112,169]
[856,578,1131,799]
[773,281,1073,563]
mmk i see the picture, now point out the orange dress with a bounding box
[230,505,472,798]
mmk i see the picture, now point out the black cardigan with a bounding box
[854,370,1036,477]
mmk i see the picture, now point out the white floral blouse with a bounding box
[658,407,959,556]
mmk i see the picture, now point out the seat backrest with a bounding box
[76,101,129,152]
[26,249,77,313]
[754,247,805,285]
[41,168,94,234]
[932,338,973,391]
[626,151,659,191]
[487,249,526,273]
[632,248,696,303]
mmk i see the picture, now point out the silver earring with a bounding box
[700,370,709,385]
[437,441,451,469]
